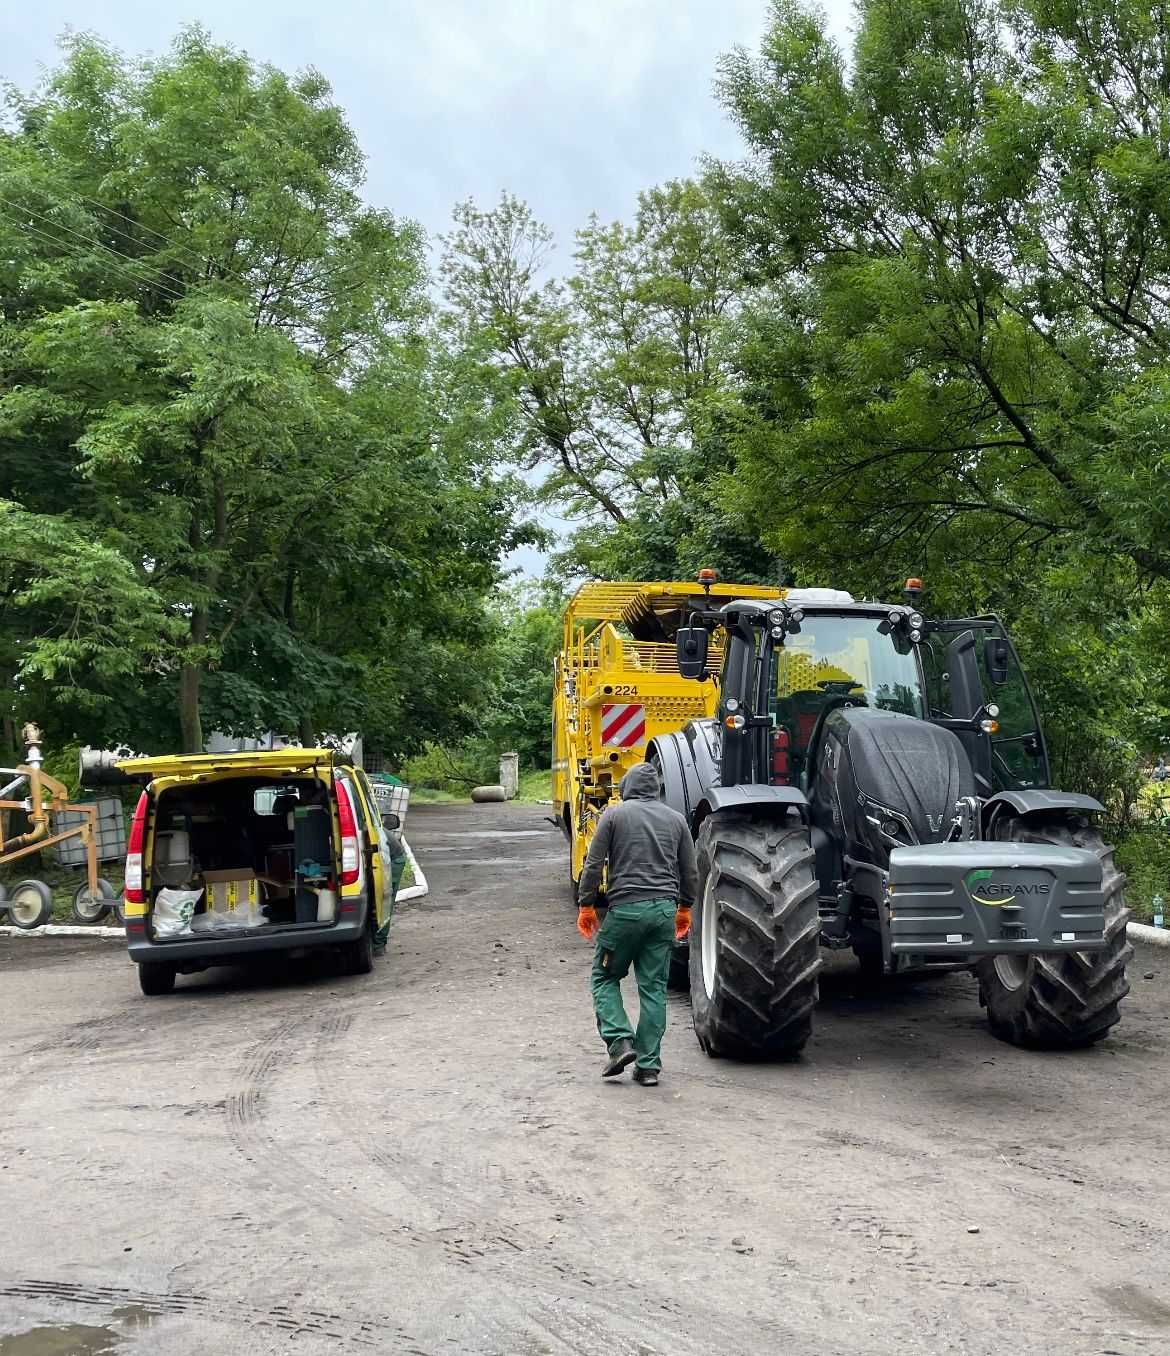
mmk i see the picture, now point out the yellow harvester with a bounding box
[552,576,778,896]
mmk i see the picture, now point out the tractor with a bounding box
[648,578,1131,1057]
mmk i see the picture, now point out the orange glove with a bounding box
[577,905,600,941]
[675,907,692,942]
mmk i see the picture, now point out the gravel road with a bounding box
[2,801,1170,1355]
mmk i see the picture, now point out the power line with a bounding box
[0,193,188,301]
[0,206,188,302]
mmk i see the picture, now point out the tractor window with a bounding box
[768,616,926,770]
[981,638,1048,790]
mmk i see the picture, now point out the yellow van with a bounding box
[112,749,395,996]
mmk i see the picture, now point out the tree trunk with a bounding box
[179,664,203,753]
[298,714,315,748]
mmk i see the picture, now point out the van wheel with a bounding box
[138,963,177,996]
[339,919,374,976]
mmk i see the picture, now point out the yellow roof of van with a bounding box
[116,748,333,781]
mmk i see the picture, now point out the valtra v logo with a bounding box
[965,869,1051,907]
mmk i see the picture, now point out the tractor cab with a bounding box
[678,584,1050,802]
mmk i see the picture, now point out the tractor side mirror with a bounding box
[676,626,709,680]
[381,811,400,831]
[985,637,1011,686]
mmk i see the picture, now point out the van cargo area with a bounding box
[147,775,339,940]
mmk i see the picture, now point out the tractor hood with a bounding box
[815,709,975,859]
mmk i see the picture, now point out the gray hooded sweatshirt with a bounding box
[578,763,698,910]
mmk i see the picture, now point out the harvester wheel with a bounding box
[689,813,821,1059]
[71,877,115,924]
[667,944,690,991]
[976,817,1131,1049]
[7,879,53,930]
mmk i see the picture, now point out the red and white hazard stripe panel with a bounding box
[600,703,647,747]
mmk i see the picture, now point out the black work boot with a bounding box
[632,1067,659,1086]
[602,1039,636,1078]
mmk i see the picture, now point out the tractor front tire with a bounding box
[976,817,1131,1049]
[689,813,821,1059]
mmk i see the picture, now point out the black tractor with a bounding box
[648,580,1131,1058]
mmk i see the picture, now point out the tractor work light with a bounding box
[908,612,924,629]
[909,628,922,643]
[987,704,1000,718]
[789,607,804,623]
[725,698,740,712]
[768,608,785,626]
[770,625,784,639]
[888,609,902,624]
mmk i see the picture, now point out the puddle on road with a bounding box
[0,1325,121,1356]
[0,1305,154,1356]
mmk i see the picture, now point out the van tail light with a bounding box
[125,790,149,903]
[335,778,361,887]
[771,728,791,786]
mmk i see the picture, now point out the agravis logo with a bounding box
[965,868,1050,907]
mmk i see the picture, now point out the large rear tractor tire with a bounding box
[976,817,1131,1049]
[689,813,821,1059]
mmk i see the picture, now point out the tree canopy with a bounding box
[0,29,533,755]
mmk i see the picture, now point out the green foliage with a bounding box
[706,0,1170,816]
[442,184,777,583]
[1116,830,1170,924]
[0,29,533,756]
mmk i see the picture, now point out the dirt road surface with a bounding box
[2,801,1170,1355]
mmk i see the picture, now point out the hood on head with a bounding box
[620,763,660,801]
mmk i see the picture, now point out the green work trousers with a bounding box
[373,851,407,952]
[591,897,676,1072]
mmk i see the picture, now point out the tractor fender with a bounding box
[983,788,1104,833]
[648,725,714,824]
[697,784,809,831]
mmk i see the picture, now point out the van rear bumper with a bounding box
[127,913,366,966]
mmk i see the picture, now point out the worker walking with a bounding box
[576,763,697,1085]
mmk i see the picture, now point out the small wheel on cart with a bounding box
[7,879,53,930]
[71,877,116,924]
[0,880,7,916]
[110,896,127,925]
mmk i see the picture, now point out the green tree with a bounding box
[708,0,1170,799]
[0,29,531,753]
[442,184,776,583]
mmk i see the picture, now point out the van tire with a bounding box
[138,963,177,996]
[339,917,374,976]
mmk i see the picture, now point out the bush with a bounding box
[1115,829,1170,923]
[399,741,497,795]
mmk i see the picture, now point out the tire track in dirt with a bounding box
[304,1013,795,1356]
[0,1277,427,1350]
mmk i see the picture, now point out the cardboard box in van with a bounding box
[202,869,260,917]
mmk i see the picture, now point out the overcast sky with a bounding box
[3,0,856,574]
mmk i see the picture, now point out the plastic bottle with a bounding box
[1154,894,1165,929]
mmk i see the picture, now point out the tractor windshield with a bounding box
[767,614,925,777]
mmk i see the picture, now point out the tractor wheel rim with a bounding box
[10,889,44,926]
[701,875,718,1000]
[993,952,1029,992]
